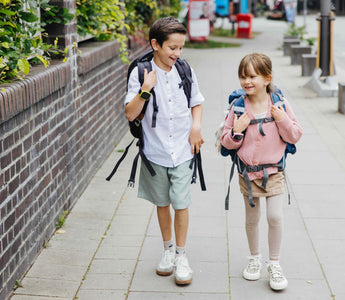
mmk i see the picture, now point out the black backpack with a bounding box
[106,50,206,191]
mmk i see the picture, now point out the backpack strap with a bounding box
[175,58,193,107]
[127,140,156,187]
[137,60,158,128]
[189,150,206,191]
[106,139,135,181]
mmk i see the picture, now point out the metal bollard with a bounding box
[338,82,345,114]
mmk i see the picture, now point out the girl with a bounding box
[220,53,302,290]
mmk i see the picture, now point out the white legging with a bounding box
[243,194,283,260]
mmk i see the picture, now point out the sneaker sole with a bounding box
[243,272,261,281]
[156,269,173,276]
[270,281,288,291]
[175,277,193,285]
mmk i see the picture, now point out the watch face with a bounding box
[140,91,151,100]
[233,134,243,141]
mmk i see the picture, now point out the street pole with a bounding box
[303,0,307,27]
[317,0,334,76]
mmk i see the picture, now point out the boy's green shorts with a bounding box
[138,159,193,210]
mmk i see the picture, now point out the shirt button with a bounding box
[166,81,169,84]
[169,99,172,102]
[170,117,173,120]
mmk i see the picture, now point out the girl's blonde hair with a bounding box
[238,53,273,93]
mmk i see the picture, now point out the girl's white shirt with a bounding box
[125,59,205,167]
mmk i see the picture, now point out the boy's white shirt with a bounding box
[125,59,205,168]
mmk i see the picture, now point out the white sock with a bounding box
[175,246,186,258]
[267,260,280,265]
[163,240,174,252]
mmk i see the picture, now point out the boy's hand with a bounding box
[189,126,204,154]
[271,105,286,122]
[142,69,157,91]
[233,111,250,133]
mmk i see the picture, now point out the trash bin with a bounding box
[236,13,253,38]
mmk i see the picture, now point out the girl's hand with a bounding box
[142,69,157,91]
[233,111,250,133]
[271,105,286,122]
[189,126,204,154]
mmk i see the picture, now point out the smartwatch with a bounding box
[139,89,151,101]
[231,128,244,141]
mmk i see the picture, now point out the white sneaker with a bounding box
[267,263,288,290]
[243,255,262,280]
[174,255,193,285]
[156,250,175,276]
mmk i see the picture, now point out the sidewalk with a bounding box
[10,15,345,300]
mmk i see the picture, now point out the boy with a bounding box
[124,17,204,285]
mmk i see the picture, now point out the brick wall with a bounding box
[0,30,150,300]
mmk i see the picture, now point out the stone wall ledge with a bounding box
[77,40,121,75]
[0,61,70,125]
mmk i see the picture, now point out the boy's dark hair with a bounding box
[149,17,187,47]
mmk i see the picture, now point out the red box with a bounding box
[237,13,253,39]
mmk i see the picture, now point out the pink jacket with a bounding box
[220,96,303,181]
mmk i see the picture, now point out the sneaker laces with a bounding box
[161,250,174,265]
[175,256,192,273]
[246,256,261,273]
[268,264,285,282]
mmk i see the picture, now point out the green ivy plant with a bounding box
[40,0,74,27]
[76,0,129,62]
[0,0,69,84]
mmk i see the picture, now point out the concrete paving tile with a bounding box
[288,150,343,172]
[57,221,108,239]
[312,239,345,297]
[187,236,228,263]
[127,292,229,300]
[281,233,324,279]
[88,258,137,275]
[11,296,69,300]
[107,220,150,236]
[289,170,345,185]
[25,262,86,282]
[67,208,116,223]
[108,215,152,233]
[189,196,226,217]
[95,246,141,260]
[138,236,164,262]
[229,278,331,300]
[146,214,162,237]
[292,185,345,219]
[47,235,100,252]
[13,277,79,298]
[76,289,127,300]
[101,234,144,248]
[304,218,345,240]
[81,273,132,290]
[131,261,228,294]
[139,235,228,263]
[34,248,94,267]
[189,216,227,238]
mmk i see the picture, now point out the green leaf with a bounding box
[0,9,16,16]
[1,42,9,48]
[17,58,30,75]
[19,12,39,23]
[36,55,48,67]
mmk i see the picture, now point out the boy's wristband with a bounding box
[139,89,151,101]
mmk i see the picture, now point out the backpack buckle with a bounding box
[134,119,141,127]
[246,165,261,172]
